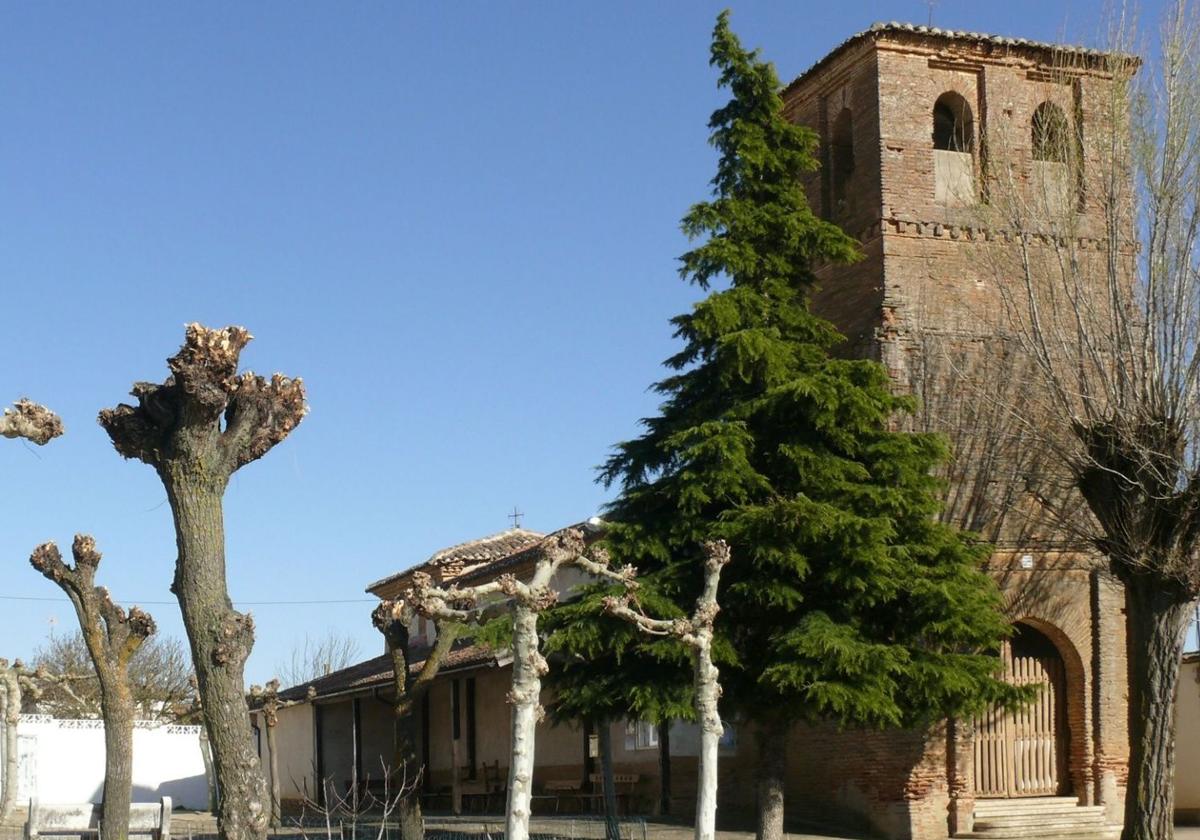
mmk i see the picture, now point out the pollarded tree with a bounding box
[370,600,465,840]
[405,527,628,840]
[589,13,1023,840]
[248,679,315,828]
[30,536,157,840]
[602,540,730,840]
[99,324,307,840]
[975,6,1200,837]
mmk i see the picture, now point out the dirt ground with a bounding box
[6,809,1197,840]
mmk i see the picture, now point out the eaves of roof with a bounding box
[783,22,1135,98]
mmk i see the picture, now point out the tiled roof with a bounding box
[453,520,603,585]
[366,528,545,595]
[428,528,545,565]
[277,641,498,702]
[785,22,1125,95]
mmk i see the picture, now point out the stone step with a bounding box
[962,826,1120,840]
[975,808,1107,828]
[974,817,1109,832]
[975,798,1090,815]
[976,796,1085,807]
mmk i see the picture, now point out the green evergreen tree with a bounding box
[548,12,1023,839]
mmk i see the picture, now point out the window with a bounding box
[1032,102,1070,163]
[830,107,854,213]
[933,92,974,152]
[624,720,658,751]
[933,92,976,205]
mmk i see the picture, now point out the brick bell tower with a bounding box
[774,24,1130,840]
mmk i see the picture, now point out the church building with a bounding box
[256,24,1131,840]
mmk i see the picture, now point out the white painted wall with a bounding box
[1,715,210,810]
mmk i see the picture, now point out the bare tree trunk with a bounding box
[1120,575,1193,840]
[372,601,462,840]
[248,680,315,830]
[506,604,541,840]
[393,714,424,840]
[30,537,156,840]
[754,716,787,840]
[167,481,268,840]
[265,719,280,827]
[100,324,307,840]
[0,668,19,822]
[693,630,721,840]
[598,723,619,840]
[100,686,136,840]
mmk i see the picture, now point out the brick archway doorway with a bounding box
[972,623,1070,798]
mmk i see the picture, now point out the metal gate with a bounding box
[972,636,1066,798]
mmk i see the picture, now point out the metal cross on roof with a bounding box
[509,506,524,529]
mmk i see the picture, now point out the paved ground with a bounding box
[7,810,1200,840]
[0,809,864,840]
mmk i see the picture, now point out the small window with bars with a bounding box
[624,720,658,751]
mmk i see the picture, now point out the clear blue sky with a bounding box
[0,1,1164,685]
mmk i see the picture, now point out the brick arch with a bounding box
[932,90,975,152]
[1010,615,1093,801]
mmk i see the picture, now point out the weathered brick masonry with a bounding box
[770,24,1132,840]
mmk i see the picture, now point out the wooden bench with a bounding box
[24,797,172,840]
[531,779,586,814]
[461,760,505,813]
[586,773,639,815]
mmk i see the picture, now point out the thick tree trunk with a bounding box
[658,721,671,817]
[99,685,135,840]
[1120,575,1193,840]
[505,604,542,840]
[99,324,305,840]
[598,723,620,840]
[165,478,268,840]
[755,716,788,840]
[0,673,18,822]
[393,710,424,840]
[693,636,721,840]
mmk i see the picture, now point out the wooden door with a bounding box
[972,632,1066,798]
